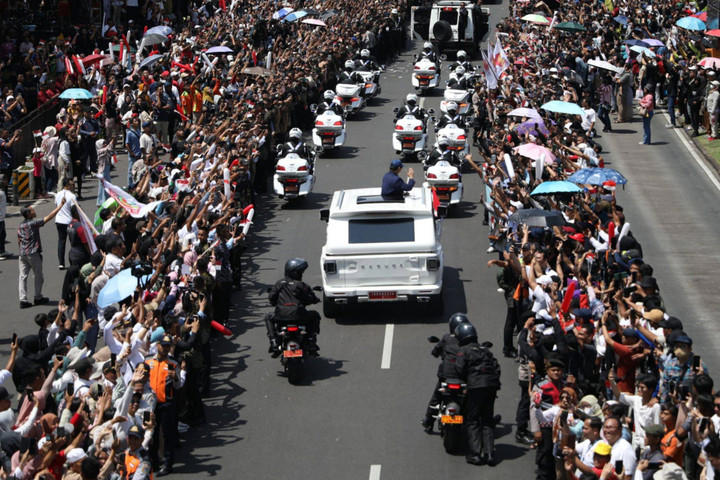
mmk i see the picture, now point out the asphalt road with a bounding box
[1,3,720,478]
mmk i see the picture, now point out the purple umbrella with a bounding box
[206,46,233,54]
[516,119,552,136]
[641,38,665,47]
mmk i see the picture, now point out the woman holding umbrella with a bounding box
[638,85,655,145]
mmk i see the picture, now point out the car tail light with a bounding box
[414,125,423,130]
[457,135,466,140]
[427,257,440,270]
[297,165,308,171]
[287,326,299,332]
[395,124,403,130]
[324,261,337,274]
[448,383,461,390]
[450,173,459,179]
[276,165,285,171]
[333,121,343,126]
[315,120,323,126]
[427,173,437,179]
[351,97,360,102]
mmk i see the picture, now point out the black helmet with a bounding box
[448,312,469,334]
[455,323,477,346]
[284,258,309,280]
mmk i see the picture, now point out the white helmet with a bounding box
[289,128,302,140]
[406,93,418,104]
[324,90,335,101]
[456,66,466,76]
[361,49,370,58]
[424,41,432,50]
[447,101,458,112]
[457,50,467,59]
[344,60,355,69]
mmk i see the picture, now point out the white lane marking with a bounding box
[381,324,394,369]
[369,464,382,480]
[663,111,720,193]
[420,96,426,109]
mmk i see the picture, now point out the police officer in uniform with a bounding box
[422,313,469,432]
[395,93,427,121]
[425,136,457,167]
[266,258,321,356]
[338,60,363,84]
[436,102,464,129]
[530,357,565,480]
[456,323,501,466]
[316,90,344,116]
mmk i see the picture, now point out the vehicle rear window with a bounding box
[439,9,458,24]
[348,218,415,243]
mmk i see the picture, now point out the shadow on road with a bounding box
[275,357,349,385]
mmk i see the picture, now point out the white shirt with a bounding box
[618,393,661,449]
[104,253,123,277]
[581,108,596,131]
[609,437,637,477]
[54,189,76,224]
[531,284,551,313]
[576,438,601,469]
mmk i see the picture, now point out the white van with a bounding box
[319,187,444,318]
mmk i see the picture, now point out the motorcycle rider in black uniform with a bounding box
[415,41,438,65]
[436,102,464,129]
[452,50,474,73]
[395,93,427,121]
[455,323,501,466]
[338,60,363,84]
[316,90,344,116]
[425,136,457,168]
[421,313,469,433]
[355,48,381,71]
[447,66,470,90]
[265,258,321,357]
[277,128,315,172]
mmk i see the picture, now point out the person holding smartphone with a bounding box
[634,424,666,480]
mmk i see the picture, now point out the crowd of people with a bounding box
[460,0,719,478]
[3,0,407,479]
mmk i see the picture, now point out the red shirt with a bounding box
[612,342,639,393]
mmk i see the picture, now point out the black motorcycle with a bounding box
[432,378,467,454]
[277,322,310,384]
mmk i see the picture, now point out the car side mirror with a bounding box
[427,335,440,343]
[320,209,329,222]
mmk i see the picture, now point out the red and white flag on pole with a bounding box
[64,56,75,76]
[73,201,99,254]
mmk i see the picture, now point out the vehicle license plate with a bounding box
[369,291,397,300]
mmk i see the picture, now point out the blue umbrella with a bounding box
[676,16,706,31]
[624,39,650,47]
[613,15,628,25]
[97,269,137,308]
[567,168,628,186]
[145,25,173,37]
[541,100,584,116]
[139,54,162,69]
[272,7,294,20]
[530,181,582,196]
[59,88,93,100]
[283,10,307,22]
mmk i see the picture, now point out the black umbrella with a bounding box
[508,208,566,227]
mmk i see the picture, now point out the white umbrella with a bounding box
[141,33,168,46]
[507,107,541,118]
[588,59,622,74]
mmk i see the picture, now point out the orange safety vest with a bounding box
[125,450,153,479]
[147,358,175,403]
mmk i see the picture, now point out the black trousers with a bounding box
[213,280,233,324]
[503,305,519,353]
[536,427,555,480]
[56,223,68,266]
[464,387,497,458]
[152,400,177,469]
[425,378,442,421]
[516,380,530,432]
[690,100,701,134]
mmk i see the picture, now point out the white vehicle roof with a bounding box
[328,187,433,218]
[433,0,473,7]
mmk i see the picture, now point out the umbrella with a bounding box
[555,21,585,32]
[97,268,138,308]
[624,39,650,47]
[508,209,566,228]
[613,15,628,25]
[521,14,550,25]
[206,45,233,54]
[541,100,584,116]
[515,119,550,136]
[676,16,706,31]
[145,25,173,37]
[642,38,665,47]
[283,10,307,22]
[139,54,162,69]
[530,181,582,196]
[272,7,294,20]
[507,107,540,118]
[699,57,720,69]
[59,88,93,100]
[562,69,584,86]
[693,11,708,22]
[567,167,628,186]
[301,18,326,26]
[630,45,656,58]
[141,32,169,46]
[81,53,106,66]
[588,59,621,73]
[320,9,338,21]
[706,29,720,37]
[242,66,271,76]
[514,143,556,163]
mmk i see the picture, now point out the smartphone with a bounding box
[615,460,624,475]
[26,388,34,401]
[560,410,569,426]
[647,462,662,470]
[66,383,74,396]
[694,356,701,369]
[143,411,151,423]
[111,353,117,367]
[167,363,175,371]
[11,333,17,344]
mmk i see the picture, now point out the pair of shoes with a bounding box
[34,297,49,305]
[156,466,172,477]
[486,246,496,253]
[484,454,498,467]
[19,301,33,309]
[665,123,676,128]
[515,430,535,445]
[466,455,486,466]
[503,348,517,359]
[0,253,7,260]
[58,264,66,270]
[421,418,434,434]
[482,219,488,225]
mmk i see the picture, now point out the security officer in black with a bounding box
[425,137,457,167]
[266,258,321,356]
[436,103,464,129]
[456,323,501,466]
[422,313,469,432]
[395,93,426,121]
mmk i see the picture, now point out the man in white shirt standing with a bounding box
[54,178,77,269]
[574,417,604,469]
[603,416,637,479]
